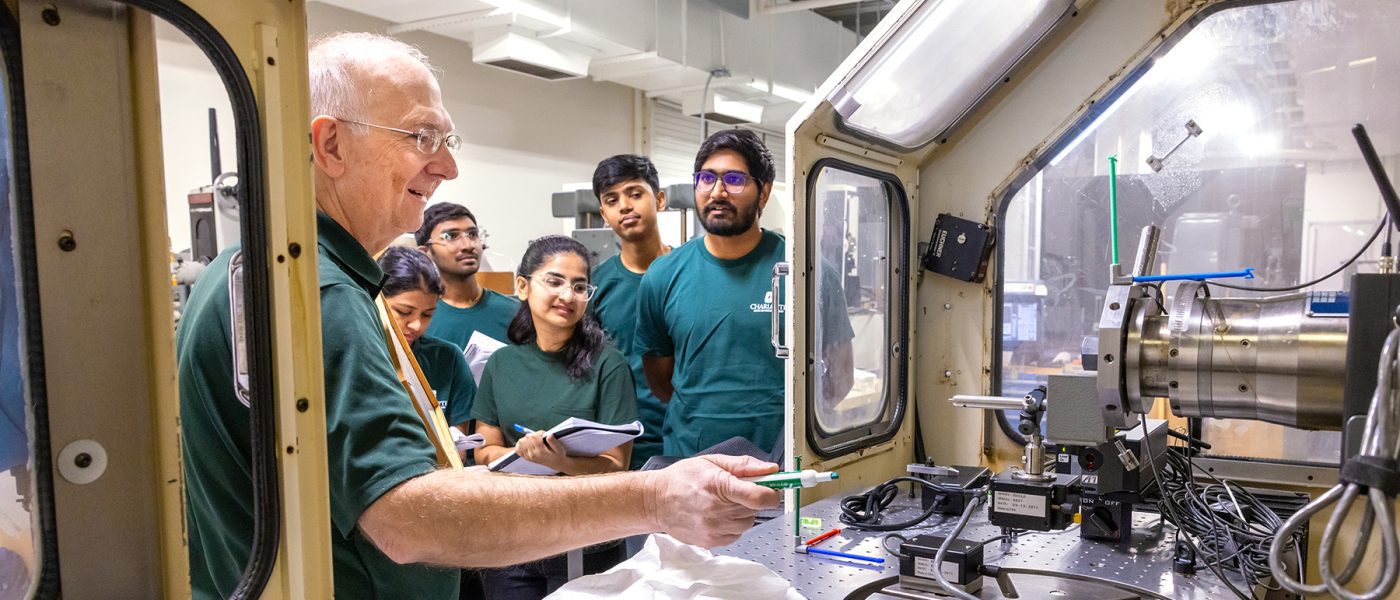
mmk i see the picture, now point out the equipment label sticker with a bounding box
[913,556,959,581]
[994,491,1046,517]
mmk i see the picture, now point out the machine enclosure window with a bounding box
[995,0,1400,465]
[807,160,908,457]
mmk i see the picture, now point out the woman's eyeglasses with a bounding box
[532,275,597,301]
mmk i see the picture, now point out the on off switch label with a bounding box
[993,491,1046,517]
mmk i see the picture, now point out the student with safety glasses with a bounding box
[417,203,519,349]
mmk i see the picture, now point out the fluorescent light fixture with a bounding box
[748,79,814,104]
[771,82,813,104]
[683,91,763,124]
[1349,56,1378,67]
[829,0,1076,148]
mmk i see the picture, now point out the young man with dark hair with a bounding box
[588,154,670,471]
[635,129,854,459]
[416,202,518,348]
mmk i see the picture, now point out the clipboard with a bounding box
[375,296,463,469]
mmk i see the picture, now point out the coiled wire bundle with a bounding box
[1268,327,1400,600]
[1154,448,1296,590]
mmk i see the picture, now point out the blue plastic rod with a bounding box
[1132,268,1256,283]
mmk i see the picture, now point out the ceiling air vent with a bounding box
[473,31,589,81]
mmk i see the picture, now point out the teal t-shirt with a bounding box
[634,230,790,458]
[178,212,457,599]
[411,334,476,427]
[424,289,518,349]
[472,343,638,448]
[590,255,665,469]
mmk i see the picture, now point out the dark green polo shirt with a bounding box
[423,289,518,349]
[411,334,476,427]
[590,255,664,469]
[471,343,637,448]
[634,230,853,458]
[178,212,458,599]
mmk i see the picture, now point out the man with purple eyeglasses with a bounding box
[635,129,853,458]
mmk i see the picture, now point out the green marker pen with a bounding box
[742,469,838,489]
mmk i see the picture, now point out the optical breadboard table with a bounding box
[715,488,1256,599]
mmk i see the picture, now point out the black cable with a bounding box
[1167,428,1211,450]
[881,533,908,559]
[1140,418,1257,600]
[839,476,972,531]
[1149,427,1304,597]
[1209,216,1384,293]
[995,408,1028,447]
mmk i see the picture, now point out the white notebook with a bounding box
[488,418,644,476]
[462,331,507,386]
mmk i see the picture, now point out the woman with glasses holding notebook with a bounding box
[472,235,636,599]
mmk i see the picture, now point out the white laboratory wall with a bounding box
[1301,157,1396,287]
[154,24,236,256]
[155,4,639,270]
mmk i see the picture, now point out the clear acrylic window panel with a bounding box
[812,167,891,434]
[0,55,36,594]
[831,0,1073,148]
[1000,0,1400,464]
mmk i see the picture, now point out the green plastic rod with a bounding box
[1108,155,1120,264]
[793,456,802,539]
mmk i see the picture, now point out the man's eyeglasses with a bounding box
[338,118,462,156]
[693,170,751,195]
[531,275,597,301]
[431,228,488,246]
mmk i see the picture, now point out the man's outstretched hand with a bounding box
[645,455,781,548]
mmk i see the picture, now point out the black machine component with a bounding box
[922,213,995,282]
[1052,419,1168,497]
[915,465,991,515]
[988,472,1080,531]
[1343,273,1400,457]
[1079,490,1134,542]
[898,534,985,596]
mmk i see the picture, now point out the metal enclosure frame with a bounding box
[16,0,330,597]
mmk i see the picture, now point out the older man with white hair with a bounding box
[177,32,779,599]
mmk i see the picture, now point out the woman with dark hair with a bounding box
[376,246,477,440]
[471,236,636,599]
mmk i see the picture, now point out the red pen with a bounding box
[802,527,841,547]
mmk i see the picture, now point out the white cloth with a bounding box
[546,534,805,600]
[449,427,485,453]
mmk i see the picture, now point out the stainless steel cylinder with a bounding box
[1126,283,1348,430]
[950,394,1030,411]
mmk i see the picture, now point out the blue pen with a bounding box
[514,424,551,449]
[797,545,885,564]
